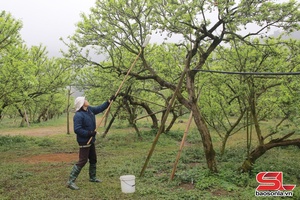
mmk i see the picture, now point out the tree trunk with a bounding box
[165,110,178,133]
[192,104,218,172]
[66,86,72,134]
[16,106,26,127]
[185,64,218,173]
[24,108,30,127]
[220,134,229,156]
[132,101,158,129]
[123,93,159,129]
[132,123,141,138]
[37,108,48,122]
[249,80,264,145]
[123,97,141,137]
[240,136,300,172]
[0,103,8,120]
[102,104,122,138]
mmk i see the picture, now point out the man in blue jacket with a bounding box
[67,95,115,190]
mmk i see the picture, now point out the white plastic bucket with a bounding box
[120,175,135,193]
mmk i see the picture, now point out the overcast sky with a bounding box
[0,0,296,58]
[0,0,96,57]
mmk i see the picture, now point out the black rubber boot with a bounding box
[67,165,82,190]
[89,163,102,183]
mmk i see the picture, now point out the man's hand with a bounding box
[109,95,116,102]
[88,131,97,137]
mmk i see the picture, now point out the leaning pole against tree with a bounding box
[140,67,188,177]
[170,111,193,180]
[86,35,151,145]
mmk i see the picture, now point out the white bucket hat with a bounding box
[74,96,85,111]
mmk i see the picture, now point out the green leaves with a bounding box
[200,37,300,154]
[61,0,300,173]
[0,12,74,123]
[0,11,22,50]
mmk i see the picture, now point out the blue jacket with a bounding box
[73,101,109,145]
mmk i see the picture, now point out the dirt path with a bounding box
[0,115,113,137]
[0,124,78,164]
[0,124,73,137]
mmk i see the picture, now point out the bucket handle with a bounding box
[121,180,135,187]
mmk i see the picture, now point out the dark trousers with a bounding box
[76,143,97,168]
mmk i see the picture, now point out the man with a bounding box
[67,95,115,190]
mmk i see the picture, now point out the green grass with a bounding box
[0,117,300,199]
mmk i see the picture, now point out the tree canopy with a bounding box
[0,11,73,125]
[62,0,300,173]
[1,0,298,174]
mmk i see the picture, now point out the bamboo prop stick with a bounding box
[140,67,188,177]
[87,35,151,145]
[170,111,193,180]
[170,88,201,180]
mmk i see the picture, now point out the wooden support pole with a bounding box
[140,68,187,177]
[170,111,193,180]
